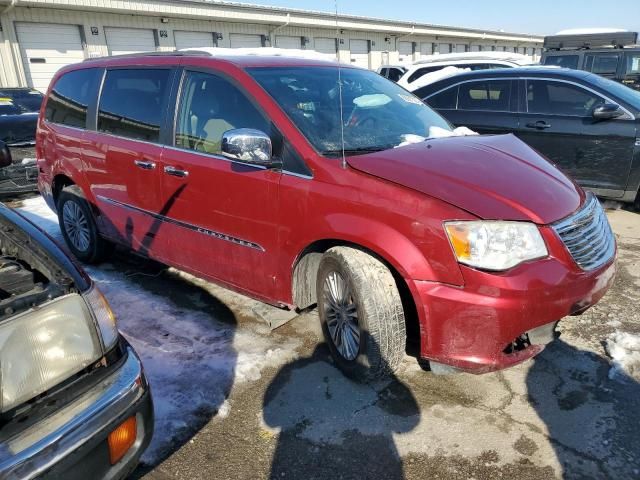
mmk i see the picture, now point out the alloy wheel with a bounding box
[62,201,91,252]
[323,270,360,361]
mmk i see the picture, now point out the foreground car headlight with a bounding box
[0,295,102,413]
[444,221,548,271]
[83,286,118,351]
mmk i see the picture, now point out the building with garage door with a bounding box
[0,0,543,92]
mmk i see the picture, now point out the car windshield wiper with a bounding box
[321,146,391,157]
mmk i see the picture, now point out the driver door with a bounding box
[515,79,635,194]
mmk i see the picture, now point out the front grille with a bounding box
[552,193,615,271]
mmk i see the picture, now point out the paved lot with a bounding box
[15,197,640,480]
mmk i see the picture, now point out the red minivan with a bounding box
[36,51,616,380]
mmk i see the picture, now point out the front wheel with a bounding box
[317,247,406,381]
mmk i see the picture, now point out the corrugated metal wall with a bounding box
[0,3,543,89]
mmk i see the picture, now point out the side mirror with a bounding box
[0,141,12,168]
[221,129,276,168]
[592,103,624,121]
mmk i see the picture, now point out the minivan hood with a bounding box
[347,134,584,225]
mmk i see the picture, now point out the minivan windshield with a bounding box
[249,66,452,156]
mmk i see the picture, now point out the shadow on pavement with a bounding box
[526,339,640,479]
[263,344,419,480]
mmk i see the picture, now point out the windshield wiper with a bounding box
[321,146,391,157]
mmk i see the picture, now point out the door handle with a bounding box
[525,121,552,130]
[164,165,189,178]
[134,160,156,170]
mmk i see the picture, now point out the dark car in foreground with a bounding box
[0,199,152,478]
[415,67,640,206]
[0,88,43,196]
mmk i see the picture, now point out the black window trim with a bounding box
[168,65,313,178]
[522,77,634,119]
[94,65,180,146]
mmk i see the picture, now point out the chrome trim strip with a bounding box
[424,76,636,120]
[282,170,313,180]
[96,195,265,252]
[164,145,269,170]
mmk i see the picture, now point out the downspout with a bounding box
[1,0,17,15]
[269,12,290,47]
[0,0,19,87]
[395,24,415,60]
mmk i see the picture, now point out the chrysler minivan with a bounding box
[36,51,616,381]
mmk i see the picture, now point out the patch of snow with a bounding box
[16,195,301,464]
[555,28,628,35]
[405,66,470,92]
[412,51,530,65]
[606,332,640,381]
[180,47,339,62]
[427,126,478,139]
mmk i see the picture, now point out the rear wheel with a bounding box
[57,185,113,263]
[317,246,406,381]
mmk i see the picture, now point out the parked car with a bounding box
[384,52,533,89]
[541,30,640,91]
[37,51,615,381]
[0,88,43,195]
[0,167,153,478]
[377,64,408,82]
[415,66,640,206]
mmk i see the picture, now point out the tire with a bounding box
[316,246,406,381]
[57,185,113,263]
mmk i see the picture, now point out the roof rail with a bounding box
[83,50,211,62]
[544,31,638,50]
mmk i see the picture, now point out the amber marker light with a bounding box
[444,223,471,261]
[108,416,137,465]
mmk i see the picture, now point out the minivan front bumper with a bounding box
[411,255,616,373]
[0,342,153,480]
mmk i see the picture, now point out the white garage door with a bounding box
[314,37,337,57]
[438,43,452,54]
[230,33,263,48]
[275,36,301,49]
[350,39,369,68]
[15,22,85,93]
[174,31,215,50]
[456,44,467,53]
[105,27,156,56]
[398,41,413,62]
[420,43,433,58]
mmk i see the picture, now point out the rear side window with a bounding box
[543,55,579,69]
[45,69,99,128]
[624,53,640,75]
[407,66,443,83]
[458,80,511,111]
[98,69,171,142]
[424,85,458,109]
[387,68,404,82]
[527,80,604,116]
[175,71,268,155]
[585,54,620,75]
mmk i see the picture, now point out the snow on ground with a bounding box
[606,331,640,382]
[16,196,300,464]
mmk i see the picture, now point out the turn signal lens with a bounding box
[108,416,137,465]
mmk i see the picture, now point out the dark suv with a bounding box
[541,31,640,91]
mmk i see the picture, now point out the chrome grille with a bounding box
[552,194,615,271]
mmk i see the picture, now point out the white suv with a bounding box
[385,52,534,90]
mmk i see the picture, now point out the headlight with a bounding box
[0,294,102,413]
[83,286,118,352]
[444,221,548,271]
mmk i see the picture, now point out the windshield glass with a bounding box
[248,66,452,156]
[591,75,640,111]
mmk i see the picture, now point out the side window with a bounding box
[45,68,99,128]
[407,66,441,83]
[98,69,171,142]
[585,54,620,75]
[425,85,458,109]
[624,53,640,76]
[387,68,404,82]
[543,55,579,69]
[175,71,269,155]
[458,80,511,111]
[527,80,604,116]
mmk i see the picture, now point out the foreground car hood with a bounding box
[347,134,584,224]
